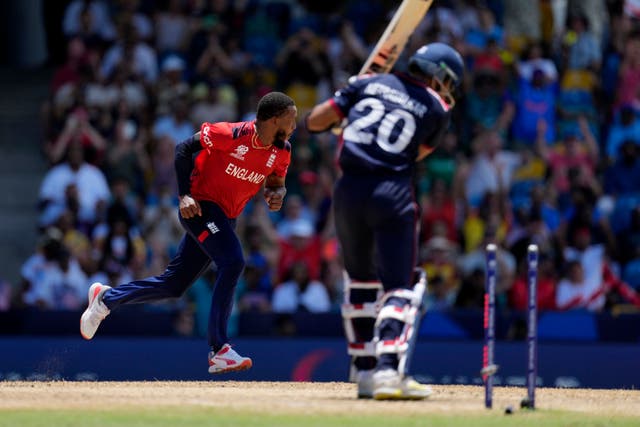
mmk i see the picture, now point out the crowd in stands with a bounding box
[6,0,640,337]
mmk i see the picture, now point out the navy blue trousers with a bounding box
[333,174,419,289]
[334,174,420,371]
[102,201,244,351]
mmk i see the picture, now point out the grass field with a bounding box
[1,381,638,427]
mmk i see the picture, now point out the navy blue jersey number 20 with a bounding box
[343,98,416,153]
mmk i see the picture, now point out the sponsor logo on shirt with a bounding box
[206,221,220,234]
[230,145,249,161]
[266,153,276,168]
[202,125,213,150]
[224,162,266,184]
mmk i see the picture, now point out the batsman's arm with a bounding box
[264,174,287,212]
[305,100,344,133]
[175,134,203,218]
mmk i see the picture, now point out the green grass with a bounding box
[0,408,637,427]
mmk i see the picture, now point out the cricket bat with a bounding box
[359,0,434,75]
[331,0,433,134]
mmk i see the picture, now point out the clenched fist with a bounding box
[179,194,202,218]
[264,186,287,211]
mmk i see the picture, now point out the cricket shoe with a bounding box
[356,369,375,399]
[208,344,253,374]
[80,282,111,340]
[372,369,432,400]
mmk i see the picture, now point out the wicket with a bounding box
[482,243,539,410]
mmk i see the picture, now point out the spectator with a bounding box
[509,252,557,311]
[155,55,190,117]
[507,62,558,147]
[63,0,116,43]
[421,236,460,312]
[154,0,191,56]
[38,141,111,231]
[276,218,322,282]
[21,229,88,310]
[275,195,314,239]
[603,140,640,196]
[152,97,196,145]
[45,103,107,166]
[275,27,332,114]
[605,105,640,162]
[556,260,603,311]
[464,130,520,209]
[272,261,331,313]
[100,23,158,84]
[236,262,271,313]
[562,14,602,72]
[536,116,599,203]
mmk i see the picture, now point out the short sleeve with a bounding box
[200,122,232,152]
[331,76,370,118]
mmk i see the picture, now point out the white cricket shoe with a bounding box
[208,344,252,374]
[80,282,111,340]
[357,369,375,399]
[373,369,432,400]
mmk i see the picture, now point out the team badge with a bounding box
[231,145,249,160]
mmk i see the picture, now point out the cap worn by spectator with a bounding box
[161,55,186,73]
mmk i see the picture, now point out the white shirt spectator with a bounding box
[22,257,88,310]
[100,42,158,83]
[39,162,111,226]
[272,280,331,313]
[63,0,116,41]
[465,150,520,206]
[152,115,195,145]
[556,275,606,311]
[563,244,605,290]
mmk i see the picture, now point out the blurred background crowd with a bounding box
[5,0,640,338]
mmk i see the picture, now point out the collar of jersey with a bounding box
[251,123,273,150]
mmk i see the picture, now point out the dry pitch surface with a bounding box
[0,381,639,416]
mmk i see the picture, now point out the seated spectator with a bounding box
[614,31,640,111]
[154,0,191,56]
[465,64,508,138]
[38,141,111,232]
[509,252,557,311]
[420,178,457,243]
[507,65,558,147]
[562,14,602,72]
[45,103,107,166]
[272,262,331,313]
[275,27,332,115]
[276,218,322,282]
[458,224,516,307]
[50,37,91,95]
[20,229,88,310]
[275,195,315,239]
[604,140,640,196]
[556,260,603,311]
[63,0,116,44]
[152,97,195,145]
[464,130,521,208]
[536,116,599,205]
[606,105,640,162]
[236,262,271,313]
[100,23,158,84]
[155,55,190,117]
[421,236,460,312]
[190,83,238,125]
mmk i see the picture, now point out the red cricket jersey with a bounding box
[191,121,291,218]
